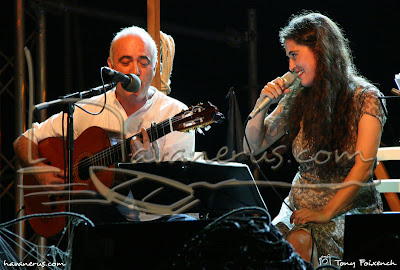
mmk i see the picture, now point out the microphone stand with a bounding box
[35,83,115,111]
[34,82,115,235]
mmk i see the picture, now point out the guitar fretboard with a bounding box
[78,116,180,171]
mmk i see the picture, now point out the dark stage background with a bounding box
[1,0,400,220]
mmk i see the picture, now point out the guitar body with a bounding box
[22,102,223,237]
[24,127,116,237]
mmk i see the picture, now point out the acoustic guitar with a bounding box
[23,102,224,237]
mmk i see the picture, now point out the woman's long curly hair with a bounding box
[280,12,372,165]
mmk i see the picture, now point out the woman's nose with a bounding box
[289,59,296,72]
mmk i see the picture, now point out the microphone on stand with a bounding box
[102,66,141,93]
[248,71,297,119]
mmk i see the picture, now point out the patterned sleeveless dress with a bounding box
[272,87,386,260]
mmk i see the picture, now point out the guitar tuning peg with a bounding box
[196,128,205,135]
[204,125,211,131]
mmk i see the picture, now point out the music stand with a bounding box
[115,160,264,218]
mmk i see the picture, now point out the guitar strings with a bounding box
[73,118,175,171]
[73,115,184,172]
[75,104,210,171]
[78,116,180,168]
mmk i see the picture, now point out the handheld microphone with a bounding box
[248,71,297,119]
[395,73,400,89]
[102,66,141,93]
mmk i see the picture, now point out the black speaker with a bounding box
[71,211,312,270]
[343,212,400,268]
[71,220,210,270]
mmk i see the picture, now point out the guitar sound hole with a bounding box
[78,157,90,181]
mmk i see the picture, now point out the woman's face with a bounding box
[285,39,317,87]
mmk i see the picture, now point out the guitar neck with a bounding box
[83,102,221,168]
[94,117,175,166]
[127,117,175,145]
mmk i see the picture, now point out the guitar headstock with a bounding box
[172,102,224,133]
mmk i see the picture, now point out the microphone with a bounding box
[102,66,141,93]
[395,73,400,89]
[248,71,297,119]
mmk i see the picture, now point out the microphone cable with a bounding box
[74,67,109,116]
[243,116,294,212]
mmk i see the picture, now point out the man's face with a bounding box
[108,35,156,101]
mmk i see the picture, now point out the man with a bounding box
[13,26,195,221]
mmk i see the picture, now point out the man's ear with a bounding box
[107,57,113,69]
[153,59,158,72]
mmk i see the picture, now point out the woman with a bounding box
[244,12,386,264]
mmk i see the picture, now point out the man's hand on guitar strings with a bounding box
[130,127,160,162]
[34,163,66,191]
